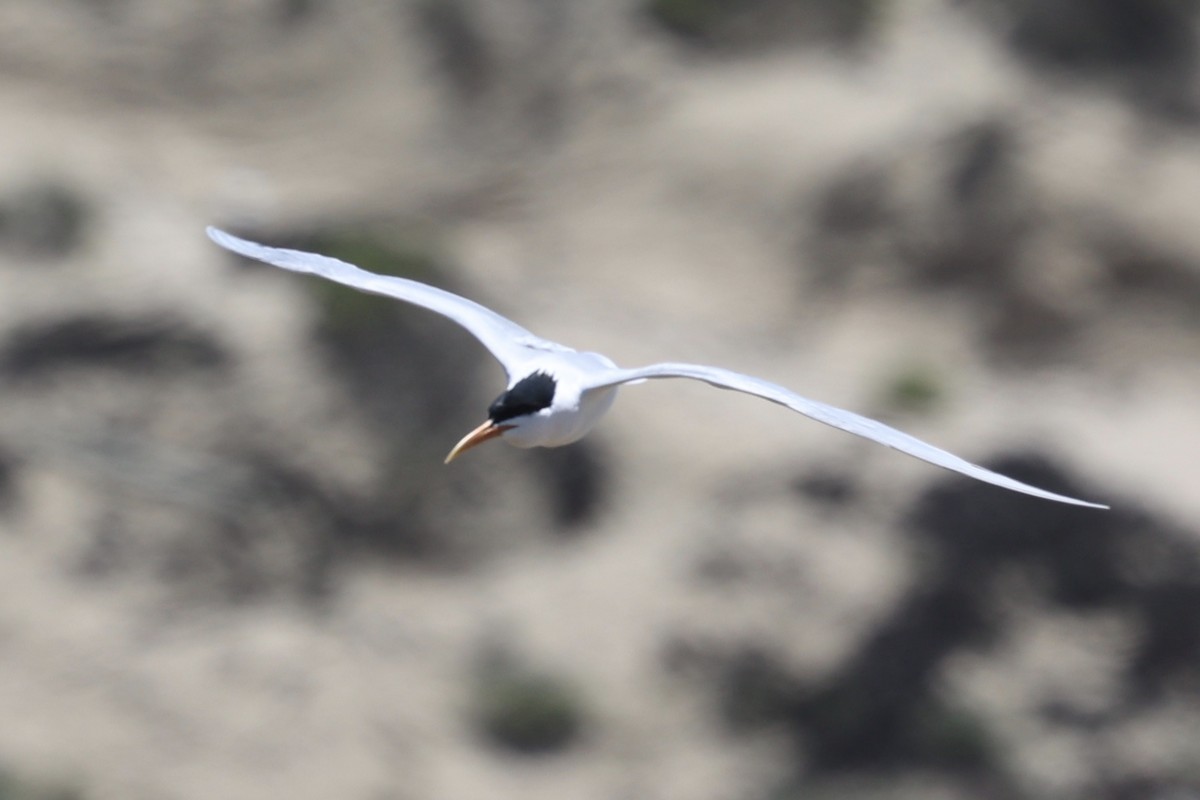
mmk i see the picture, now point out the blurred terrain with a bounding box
[0,1,1198,799]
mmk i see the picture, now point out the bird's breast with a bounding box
[504,385,619,449]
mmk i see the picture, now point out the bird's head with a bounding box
[444,371,558,462]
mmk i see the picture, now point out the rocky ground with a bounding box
[0,1,1198,799]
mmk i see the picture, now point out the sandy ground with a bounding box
[0,2,1198,799]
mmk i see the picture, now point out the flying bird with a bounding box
[207,227,1107,509]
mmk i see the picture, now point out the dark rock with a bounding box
[0,314,229,380]
[532,441,609,530]
[0,180,90,260]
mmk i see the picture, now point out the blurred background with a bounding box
[0,1,1198,798]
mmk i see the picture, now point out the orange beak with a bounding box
[444,420,514,464]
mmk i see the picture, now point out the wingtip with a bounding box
[206,225,233,246]
[1002,479,1109,510]
[1016,485,1109,510]
[206,226,257,258]
[1066,498,1110,511]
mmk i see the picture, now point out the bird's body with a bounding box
[207,227,1107,509]
[496,355,621,449]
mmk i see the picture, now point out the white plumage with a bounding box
[207,227,1107,509]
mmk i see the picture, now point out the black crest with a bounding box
[489,371,557,423]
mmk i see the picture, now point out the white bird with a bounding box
[207,227,1107,509]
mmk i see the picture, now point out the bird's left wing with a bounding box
[584,362,1107,509]
[207,227,565,376]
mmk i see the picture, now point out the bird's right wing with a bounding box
[207,227,567,376]
[585,361,1108,509]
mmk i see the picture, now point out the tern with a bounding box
[207,227,1106,509]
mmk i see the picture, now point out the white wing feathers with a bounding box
[206,227,561,376]
[586,363,1108,509]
